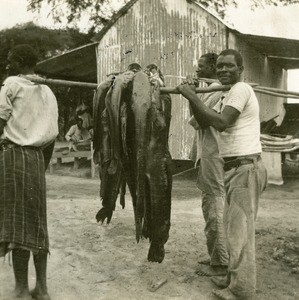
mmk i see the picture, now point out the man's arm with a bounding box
[43,141,55,170]
[65,126,75,142]
[177,83,240,132]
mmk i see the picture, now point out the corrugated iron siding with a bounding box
[96,0,286,159]
[228,33,287,125]
[97,0,226,159]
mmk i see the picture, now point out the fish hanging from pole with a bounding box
[93,64,173,263]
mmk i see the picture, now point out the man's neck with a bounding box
[207,74,218,86]
[20,66,35,75]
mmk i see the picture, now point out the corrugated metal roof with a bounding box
[91,0,140,42]
[34,0,299,82]
[232,30,299,69]
[91,0,235,43]
[35,42,98,83]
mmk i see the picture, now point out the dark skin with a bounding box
[196,56,217,80]
[177,54,243,132]
[191,56,228,277]
[2,51,51,300]
[189,56,218,127]
[177,54,246,300]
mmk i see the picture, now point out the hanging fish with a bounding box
[94,71,135,224]
[93,66,173,263]
[144,76,173,263]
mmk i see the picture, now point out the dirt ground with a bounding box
[0,161,299,300]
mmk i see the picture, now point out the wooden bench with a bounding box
[49,146,97,177]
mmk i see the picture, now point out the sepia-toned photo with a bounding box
[0,0,298,299]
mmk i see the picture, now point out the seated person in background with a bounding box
[65,117,92,151]
[76,99,92,130]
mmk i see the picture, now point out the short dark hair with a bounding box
[76,117,83,124]
[127,63,142,72]
[218,49,243,67]
[146,63,165,83]
[200,53,218,66]
[9,44,38,68]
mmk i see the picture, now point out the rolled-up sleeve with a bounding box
[0,82,13,121]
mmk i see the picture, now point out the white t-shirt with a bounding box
[0,75,59,147]
[213,82,262,157]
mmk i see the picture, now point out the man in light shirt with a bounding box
[65,117,92,152]
[0,44,58,300]
[189,53,228,277]
[177,49,267,300]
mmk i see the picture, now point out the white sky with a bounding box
[0,0,298,96]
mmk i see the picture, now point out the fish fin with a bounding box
[120,179,126,209]
[95,207,113,224]
[147,243,165,263]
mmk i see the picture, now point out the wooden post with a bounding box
[57,157,62,166]
[73,157,80,169]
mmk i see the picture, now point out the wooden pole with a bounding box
[24,75,232,94]
[254,86,299,97]
[24,75,98,89]
[165,75,259,87]
[24,75,299,99]
[253,88,299,99]
[161,85,231,94]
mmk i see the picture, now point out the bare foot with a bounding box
[195,265,227,276]
[197,258,210,265]
[211,275,229,288]
[30,289,51,300]
[212,288,238,300]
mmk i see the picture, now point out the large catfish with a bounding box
[143,80,173,263]
[93,69,173,263]
[130,71,152,242]
[94,82,122,224]
[94,72,135,224]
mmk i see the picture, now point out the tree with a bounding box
[27,0,299,30]
[0,22,92,79]
[0,22,94,139]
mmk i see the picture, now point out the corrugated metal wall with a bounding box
[96,0,286,159]
[97,0,226,159]
[228,33,286,125]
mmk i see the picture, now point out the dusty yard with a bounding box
[0,162,299,300]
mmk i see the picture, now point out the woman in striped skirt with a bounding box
[0,45,58,300]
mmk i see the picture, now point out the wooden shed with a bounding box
[36,0,299,165]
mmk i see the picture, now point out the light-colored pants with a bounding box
[224,158,267,297]
[198,157,229,266]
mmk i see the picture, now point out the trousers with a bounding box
[199,157,229,266]
[223,158,267,297]
[197,126,228,266]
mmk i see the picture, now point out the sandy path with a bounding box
[1,175,299,300]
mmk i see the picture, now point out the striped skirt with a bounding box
[0,146,49,256]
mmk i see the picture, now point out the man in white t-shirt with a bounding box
[177,49,267,300]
